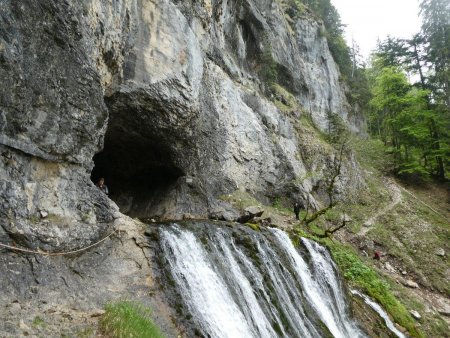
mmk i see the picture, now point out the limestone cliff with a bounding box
[0,0,365,252]
[0,1,373,336]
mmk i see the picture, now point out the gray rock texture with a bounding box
[0,0,366,335]
[1,0,366,247]
[0,216,181,337]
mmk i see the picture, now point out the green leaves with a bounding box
[368,63,449,178]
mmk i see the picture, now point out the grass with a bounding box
[351,137,395,174]
[326,241,423,338]
[223,137,447,337]
[369,196,450,295]
[100,301,165,338]
[291,229,424,338]
[32,316,46,328]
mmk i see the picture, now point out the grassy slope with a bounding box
[224,136,449,337]
[330,138,449,337]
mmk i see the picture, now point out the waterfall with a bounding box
[158,223,367,338]
[350,290,407,338]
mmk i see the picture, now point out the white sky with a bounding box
[331,0,422,61]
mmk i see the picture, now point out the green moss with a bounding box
[100,301,165,338]
[258,34,278,85]
[272,196,292,214]
[200,236,208,246]
[246,223,260,231]
[32,316,46,327]
[270,83,299,113]
[321,240,424,338]
[29,214,40,223]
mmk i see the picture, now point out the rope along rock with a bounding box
[0,229,118,256]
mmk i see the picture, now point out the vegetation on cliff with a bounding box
[100,301,165,338]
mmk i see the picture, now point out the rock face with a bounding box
[0,0,367,335]
[1,0,366,251]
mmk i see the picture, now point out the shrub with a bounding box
[100,301,165,338]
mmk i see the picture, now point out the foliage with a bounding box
[259,36,278,86]
[367,2,450,180]
[322,240,424,338]
[32,316,46,327]
[367,65,449,178]
[420,0,450,108]
[351,137,395,174]
[325,112,349,144]
[100,301,165,338]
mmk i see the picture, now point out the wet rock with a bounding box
[182,213,196,220]
[255,217,272,227]
[244,206,264,216]
[208,204,240,222]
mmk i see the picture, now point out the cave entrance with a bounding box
[91,128,184,218]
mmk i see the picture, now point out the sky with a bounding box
[330,0,422,61]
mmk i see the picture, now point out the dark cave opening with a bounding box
[91,128,184,218]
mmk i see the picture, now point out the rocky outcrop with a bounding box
[1,0,366,250]
[0,216,181,337]
[0,1,367,334]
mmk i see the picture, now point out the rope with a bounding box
[398,185,448,220]
[0,229,118,256]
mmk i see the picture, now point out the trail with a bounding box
[358,178,402,237]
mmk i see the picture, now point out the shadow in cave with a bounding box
[91,129,184,218]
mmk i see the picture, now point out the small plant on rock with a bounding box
[100,301,165,338]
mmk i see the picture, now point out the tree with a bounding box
[420,0,450,108]
[374,35,428,89]
[368,65,448,178]
[302,139,349,226]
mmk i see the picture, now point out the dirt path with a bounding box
[358,178,402,236]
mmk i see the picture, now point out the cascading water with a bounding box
[350,290,406,338]
[154,222,368,338]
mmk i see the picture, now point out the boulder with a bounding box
[410,310,421,320]
[384,262,396,274]
[235,206,264,224]
[403,280,419,288]
[435,248,445,256]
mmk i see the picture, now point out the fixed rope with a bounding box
[0,229,118,256]
[398,186,448,220]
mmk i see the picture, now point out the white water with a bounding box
[271,229,365,338]
[159,224,367,338]
[160,229,254,338]
[350,289,407,338]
